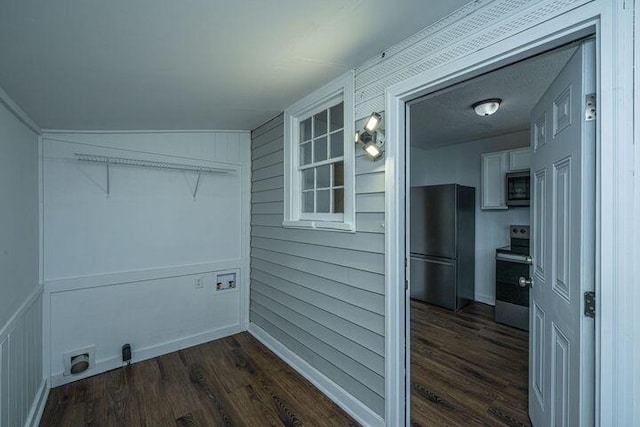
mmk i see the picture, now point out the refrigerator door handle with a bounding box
[425,258,455,266]
[412,256,455,266]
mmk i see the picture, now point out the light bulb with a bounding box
[365,112,382,132]
[365,142,382,159]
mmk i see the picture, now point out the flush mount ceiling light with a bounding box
[472,98,502,116]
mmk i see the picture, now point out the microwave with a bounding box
[506,171,530,207]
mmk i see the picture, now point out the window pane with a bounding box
[333,188,344,213]
[314,136,327,162]
[302,191,314,213]
[300,118,312,142]
[302,169,314,190]
[330,131,343,158]
[314,110,327,137]
[333,161,344,187]
[300,142,312,166]
[330,102,344,131]
[317,165,330,188]
[317,190,330,213]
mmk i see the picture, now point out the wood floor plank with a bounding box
[179,346,242,426]
[40,332,356,427]
[231,333,291,374]
[138,362,176,426]
[227,383,285,427]
[411,300,532,427]
[153,352,196,423]
[271,367,358,427]
[195,338,307,426]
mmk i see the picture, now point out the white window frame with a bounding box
[283,71,355,232]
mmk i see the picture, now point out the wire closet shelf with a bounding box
[74,152,234,198]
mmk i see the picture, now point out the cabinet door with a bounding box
[481,152,508,209]
[509,148,531,171]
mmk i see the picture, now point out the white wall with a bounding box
[41,131,251,386]
[0,96,46,426]
[0,101,39,327]
[410,131,530,304]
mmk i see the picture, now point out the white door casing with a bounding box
[528,39,596,427]
[386,2,635,425]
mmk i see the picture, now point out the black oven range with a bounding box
[495,225,530,330]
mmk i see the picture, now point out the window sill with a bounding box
[282,220,355,233]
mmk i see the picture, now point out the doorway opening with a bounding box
[405,38,595,426]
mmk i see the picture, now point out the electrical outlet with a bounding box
[195,277,204,289]
[122,343,132,364]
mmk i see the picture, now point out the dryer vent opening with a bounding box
[70,353,90,374]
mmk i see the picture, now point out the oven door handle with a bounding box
[496,253,532,264]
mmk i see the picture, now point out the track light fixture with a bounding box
[355,112,385,161]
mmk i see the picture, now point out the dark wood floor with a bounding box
[40,333,357,426]
[410,301,531,427]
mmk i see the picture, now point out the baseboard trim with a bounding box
[475,293,496,306]
[248,323,384,427]
[25,379,49,427]
[50,323,244,387]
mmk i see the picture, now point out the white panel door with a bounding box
[528,40,596,427]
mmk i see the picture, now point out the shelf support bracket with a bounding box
[193,169,202,199]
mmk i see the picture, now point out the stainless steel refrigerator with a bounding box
[410,184,475,311]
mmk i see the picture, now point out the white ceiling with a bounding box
[409,45,577,150]
[0,0,470,131]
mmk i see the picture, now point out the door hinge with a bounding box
[405,258,409,291]
[585,93,596,121]
[584,291,596,318]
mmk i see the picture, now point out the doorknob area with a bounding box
[519,276,533,288]
[525,256,533,265]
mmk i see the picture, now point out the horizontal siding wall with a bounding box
[250,114,386,416]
